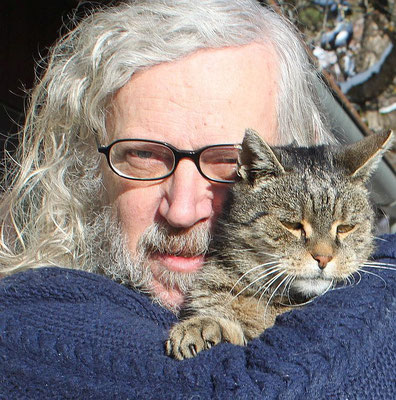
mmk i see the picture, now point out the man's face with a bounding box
[101,42,279,309]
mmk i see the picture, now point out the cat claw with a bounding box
[205,340,215,349]
[189,343,197,356]
[166,316,245,360]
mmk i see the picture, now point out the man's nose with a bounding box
[158,159,214,228]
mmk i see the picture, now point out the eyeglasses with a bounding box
[98,139,241,183]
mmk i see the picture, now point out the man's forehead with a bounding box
[112,42,278,97]
[106,43,279,145]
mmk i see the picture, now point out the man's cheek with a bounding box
[211,185,231,215]
[116,193,160,250]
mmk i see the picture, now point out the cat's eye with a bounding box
[281,221,306,239]
[337,224,355,234]
[281,221,304,231]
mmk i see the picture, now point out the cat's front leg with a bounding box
[165,315,246,360]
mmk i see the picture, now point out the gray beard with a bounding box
[83,207,211,312]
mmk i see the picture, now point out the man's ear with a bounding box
[237,128,285,183]
[337,130,394,183]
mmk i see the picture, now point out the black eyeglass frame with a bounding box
[98,138,241,183]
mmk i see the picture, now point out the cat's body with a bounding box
[166,129,393,360]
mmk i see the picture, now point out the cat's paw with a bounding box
[165,316,246,360]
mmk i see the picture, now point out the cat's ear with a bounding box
[338,129,393,183]
[237,128,285,182]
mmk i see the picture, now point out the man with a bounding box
[0,1,395,398]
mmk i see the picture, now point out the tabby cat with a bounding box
[165,128,393,360]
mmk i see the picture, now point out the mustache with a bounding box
[137,221,212,257]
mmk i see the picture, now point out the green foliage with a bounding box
[298,6,324,32]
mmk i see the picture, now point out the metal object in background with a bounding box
[316,80,396,233]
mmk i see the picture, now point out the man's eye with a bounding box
[124,149,155,160]
[222,158,238,164]
[135,150,153,159]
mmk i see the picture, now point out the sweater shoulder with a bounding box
[0,266,176,331]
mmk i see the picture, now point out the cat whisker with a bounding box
[221,247,279,260]
[214,249,279,263]
[279,274,293,300]
[255,271,288,317]
[373,236,389,242]
[285,296,317,307]
[218,247,278,259]
[278,277,334,308]
[229,263,280,292]
[341,276,349,287]
[364,260,394,265]
[232,248,270,254]
[345,275,355,287]
[332,278,349,291]
[362,262,396,271]
[256,271,290,306]
[256,250,281,258]
[212,258,270,265]
[254,270,286,301]
[231,268,283,301]
[262,274,290,316]
[362,265,396,272]
[275,274,298,307]
[285,275,296,305]
[358,269,387,287]
[322,279,335,295]
[333,272,361,291]
[354,271,362,286]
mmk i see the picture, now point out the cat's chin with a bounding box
[289,278,333,301]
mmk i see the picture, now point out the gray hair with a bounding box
[0,0,332,274]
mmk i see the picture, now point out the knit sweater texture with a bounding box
[0,234,395,399]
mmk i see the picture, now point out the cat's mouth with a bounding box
[289,277,334,300]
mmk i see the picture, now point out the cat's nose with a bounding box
[312,254,333,269]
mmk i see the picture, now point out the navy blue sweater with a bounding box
[1,234,395,399]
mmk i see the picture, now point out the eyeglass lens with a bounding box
[109,141,239,182]
[110,141,174,180]
[200,147,239,182]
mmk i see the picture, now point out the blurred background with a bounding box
[1,0,395,230]
[268,0,396,144]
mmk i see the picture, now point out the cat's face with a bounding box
[214,129,393,301]
[230,171,374,299]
